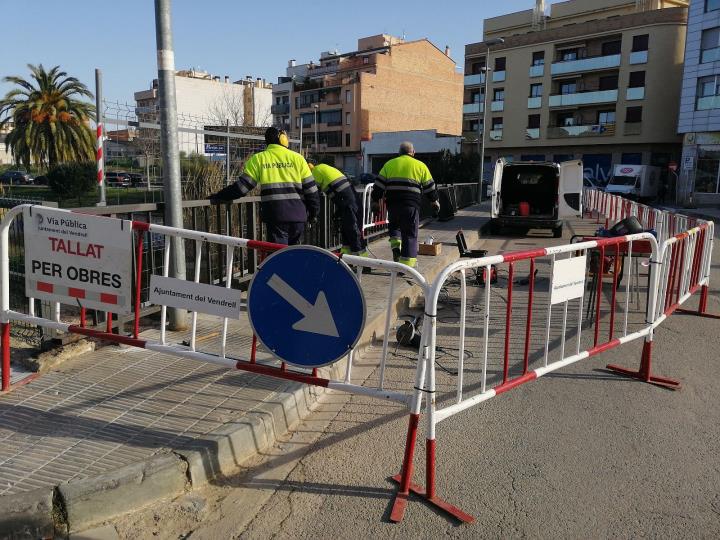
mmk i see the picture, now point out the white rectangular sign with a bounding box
[149,275,243,319]
[23,207,133,313]
[550,255,587,305]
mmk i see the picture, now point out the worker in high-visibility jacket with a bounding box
[309,162,368,256]
[371,141,440,267]
[209,127,320,245]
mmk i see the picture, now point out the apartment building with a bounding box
[463,0,688,183]
[677,0,720,206]
[272,60,309,131]
[275,34,462,176]
[135,69,272,127]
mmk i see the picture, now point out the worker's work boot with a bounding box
[392,248,401,262]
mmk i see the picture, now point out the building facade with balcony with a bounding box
[677,0,720,205]
[463,0,687,184]
[279,34,462,176]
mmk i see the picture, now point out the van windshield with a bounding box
[609,175,638,186]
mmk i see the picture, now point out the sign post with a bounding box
[23,207,133,314]
[247,246,366,368]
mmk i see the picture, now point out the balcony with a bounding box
[491,100,504,112]
[462,130,481,142]
[528,96,542,109]
[464,73,486,86]
[697,95,720,110]
[549,89,618,107]
[629,50,648,64]
[271,103,290,114]
[525,128,540,139]
[624,122,642,135]
[490,129,503,141]
[529,64,544,78]
[626,87,645,101]
[463,102,485,114]
[551,54,620,76]
[547,123,616,138]
[492,71,506,82]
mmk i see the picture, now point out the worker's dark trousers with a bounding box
[339,203,366,253]
[387,204,419,259]
[266,221,305,246]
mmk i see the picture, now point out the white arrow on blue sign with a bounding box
[247,246,366,368]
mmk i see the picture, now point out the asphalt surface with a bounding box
[111,211,720,539]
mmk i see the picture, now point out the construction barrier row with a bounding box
[0,192,716,524]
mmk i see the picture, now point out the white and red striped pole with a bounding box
[95,68,106,207]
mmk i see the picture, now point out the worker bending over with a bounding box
[310,161,368,257]
[209,127,319,245]
[371,141,439,267]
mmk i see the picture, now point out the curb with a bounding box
[0,219,482,535]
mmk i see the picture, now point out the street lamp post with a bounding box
[312,103,319,154]
[477,37,504,203]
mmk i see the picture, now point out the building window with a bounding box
[469,119,481,131]
[599,75,619,90]
[345,112,351,125]
[494,57,506,71]
[560,81,577,94]
[697,75,720,109]
[471,61,486,74]
[601,40,621,56]
[363,57,369,64]
[530,83,543,97]
[597,110,616,125]
[282,95,289,104]
[319,109,342,126]
[707,0,720,12]
[556,111,575,126]
[527,114,540,128]
[701,27,720,63]
[345,133,351,147]
[531,51,544,66]
[345,90,352,103]
[275,97,281,105]
[470,89,482,103]
[492,117,503,130]
[696,148,720,193]
[632,34,649,52]
[628,71,646,88]
[621,153,643,165]
[295,117,300,128]
[493,88,504,101]
[560,48,579,61]
[625,106,642,123]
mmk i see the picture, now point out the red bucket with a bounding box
[519,201,530,217]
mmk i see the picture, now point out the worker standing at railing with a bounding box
[209,127,320,245]
[309,161,368,257]
[371,141,440,267]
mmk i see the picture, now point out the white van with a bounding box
[605,164,660,201]
[489,159,583,238]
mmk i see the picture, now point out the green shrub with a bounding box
[47,162,97,201]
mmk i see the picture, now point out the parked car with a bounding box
[127,172,146,188]
[105,171,131,187]
[0,170,33,185]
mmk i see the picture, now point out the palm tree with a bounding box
[0,64,95,169]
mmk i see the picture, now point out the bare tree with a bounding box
[207,88,245,126]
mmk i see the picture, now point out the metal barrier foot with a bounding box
[389,474,475,524]
[675,308,720,320]
[606,341,680,390]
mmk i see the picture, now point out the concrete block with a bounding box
[0,486,55,540]
[58,453,188,532]
[71,524,120,540]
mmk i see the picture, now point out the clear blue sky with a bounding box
[0,0,557,104]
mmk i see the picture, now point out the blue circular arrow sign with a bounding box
[247,246,366,368]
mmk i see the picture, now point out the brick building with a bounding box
[275,34,463,176]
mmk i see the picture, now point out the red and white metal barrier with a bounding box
[361,183,388,237]
[0,204,430,410]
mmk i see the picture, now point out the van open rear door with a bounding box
[491,159,504,219]
[558,160,583,218]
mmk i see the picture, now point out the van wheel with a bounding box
[552,225,563,238]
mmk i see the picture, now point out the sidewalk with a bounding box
[0,203,489,536]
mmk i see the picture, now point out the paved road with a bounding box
[111,212,720,539]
